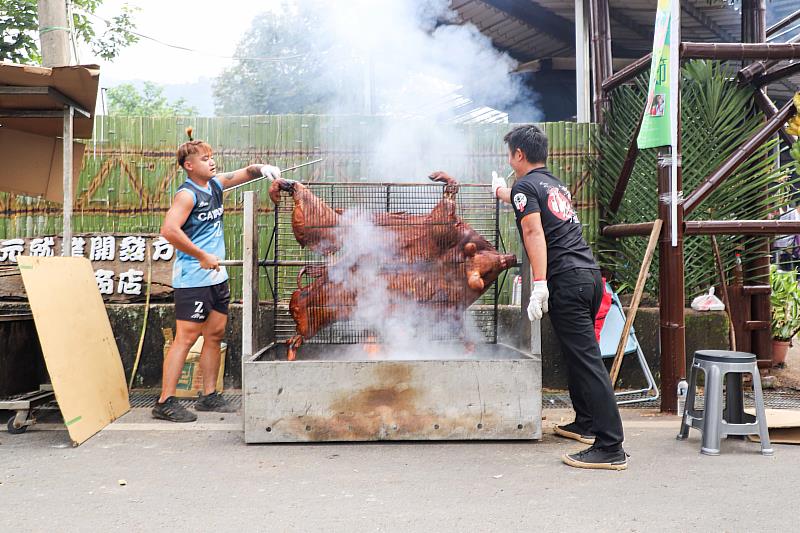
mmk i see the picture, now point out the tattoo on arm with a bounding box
[246,165,262,179]
[218,171,235,182]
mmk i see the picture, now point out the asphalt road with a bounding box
[1,408,796,532]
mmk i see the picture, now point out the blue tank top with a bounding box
[172,177,229,288]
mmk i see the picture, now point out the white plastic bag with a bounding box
[691,287,725,311]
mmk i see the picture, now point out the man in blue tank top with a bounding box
[152,128,281,422]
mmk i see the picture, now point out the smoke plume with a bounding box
[326,210,484,359]
[294,0,540,181]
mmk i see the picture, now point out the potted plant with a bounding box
[770,265,800,366]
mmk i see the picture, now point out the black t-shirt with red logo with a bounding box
[510,167,598,277]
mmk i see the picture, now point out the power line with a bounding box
[76,8,308,63]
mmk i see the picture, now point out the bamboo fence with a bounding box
[0,116,597,302]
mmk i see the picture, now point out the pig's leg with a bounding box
[286,335,304,361]
[269,178,298,205]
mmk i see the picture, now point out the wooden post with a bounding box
[658,147,685,414]
[37,0,71,67]
[61,105,73,256]
[242,190,259,367]
[743,0,772,367]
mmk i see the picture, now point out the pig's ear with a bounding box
[464,242,477,257]
[468,271,484,291]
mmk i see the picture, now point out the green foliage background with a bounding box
[594,60,799,299]
[0,0,137,64]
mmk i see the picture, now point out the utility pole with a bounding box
[37,0,71,67]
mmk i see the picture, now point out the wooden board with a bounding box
[746,408,800,445]
[17,256,130,445]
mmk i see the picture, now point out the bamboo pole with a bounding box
[683,99,796,216]
[686,220,800,235]
[602,54,652,93]
[753,88,797,147]
[710,235,737,352]
[607,112,644,214]
[753,62,800,87]
[589,0,612,124]
[682,42,800,60]
[742,0,766,51]
[737,33,800,83]
[602,222,654,238]
[605,220,800,238]
[609,218,662,386]
[767,8,800,38]
[744,0,772,370]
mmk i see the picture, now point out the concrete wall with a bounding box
[498,305,730,389]
[0,302,729,391]
[0,302,274,391]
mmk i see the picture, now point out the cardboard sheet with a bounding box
[746,408,800,445]
[0,62,100,138]
[0,128,83,202]
[18,256,129,445]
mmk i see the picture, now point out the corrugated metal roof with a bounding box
[451,0,798,101]
[452,0,748,61]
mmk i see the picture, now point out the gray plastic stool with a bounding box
[677,350,773,456]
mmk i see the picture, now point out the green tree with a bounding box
[0,0,138,64]
[213,8,340,115]
[106,82,198,116]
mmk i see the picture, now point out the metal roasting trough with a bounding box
[233,185,542,443]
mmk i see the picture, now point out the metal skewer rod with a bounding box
[220,259,325,267]
[224,158,324,193]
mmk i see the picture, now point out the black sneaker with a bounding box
[554,422,596,445]
[562,445,628,471]
[152,396,197,423]
[195,391,237,413]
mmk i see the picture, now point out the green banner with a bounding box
[637,0,672,149]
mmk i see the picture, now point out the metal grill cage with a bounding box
[268,182,502,345]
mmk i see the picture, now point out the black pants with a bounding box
[548,268,624,450]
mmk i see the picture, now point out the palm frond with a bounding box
[594,59,799,299]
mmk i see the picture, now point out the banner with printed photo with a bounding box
[637,0,673,149]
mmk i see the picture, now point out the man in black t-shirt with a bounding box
[493,125,627,470]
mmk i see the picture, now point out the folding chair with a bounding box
[596,281,659,405]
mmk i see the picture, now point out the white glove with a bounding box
[491,171,507,198]
[260,164,281,181]
[527,280,549,321]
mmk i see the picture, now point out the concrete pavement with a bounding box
[1,407,796,532]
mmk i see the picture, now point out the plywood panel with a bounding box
[17,256,129,445]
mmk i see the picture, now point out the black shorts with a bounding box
[174,281,230,322]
